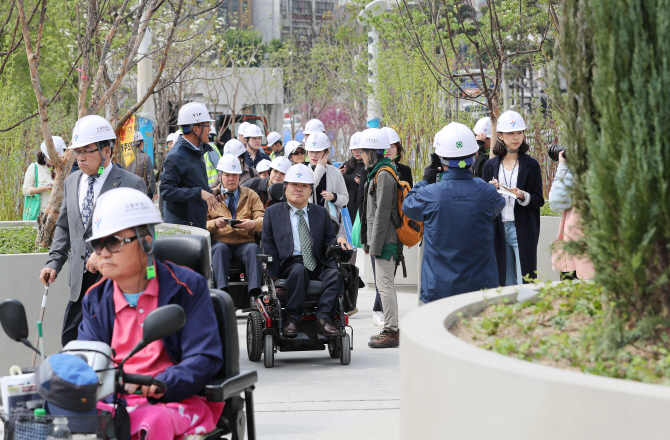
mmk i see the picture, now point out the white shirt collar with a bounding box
[287,201,309,213]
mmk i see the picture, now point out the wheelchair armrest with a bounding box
[204,370,258,402]
[256,254,273,263]
[326,244,354,263]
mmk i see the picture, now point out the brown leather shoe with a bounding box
[316,318,340,337]
[368,329,399,348]
[282,316,298,338]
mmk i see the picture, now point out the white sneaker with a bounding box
[372,311,384,327]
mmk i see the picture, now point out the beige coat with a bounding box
[207,185,264,245]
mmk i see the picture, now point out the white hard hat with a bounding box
[68,115,117,149]
[348,132,362,150]
[244,124,263,138]
[434,122,478,158]
[40,136,66,160]
[237,122,250,137]
[284,164,315,184]
[223,139,247,157]
[216,153,243,174]
[177,102,213,126]
[381,127,400,145]
[284,140,304,157]
[256,159,272,173]
[267,131,282,146]
[209,124,217,135]
[269,156,292,174]
[496,110,527,132]
[473,117,492,138]
[358,128,389,151]
[304,131,331,152]
[166,133,177,144]
[303,119,325,135]
[134,131,144,142]
[86,188,162,242]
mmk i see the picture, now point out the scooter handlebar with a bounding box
[123,373,167,394]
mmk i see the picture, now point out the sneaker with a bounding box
[368,328,399,348]
[372,311,384,327]
[346,307,358,316]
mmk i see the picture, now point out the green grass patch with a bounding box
[453,281,670,386]
[0,225,49,254]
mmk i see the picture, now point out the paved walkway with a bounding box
[236,260,418,439]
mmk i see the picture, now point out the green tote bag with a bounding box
[22,164,41,221]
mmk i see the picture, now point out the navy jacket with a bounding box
[262,202,338,278]
[161,136,212,229]
[404,169,505,303]
[244,149,271,169]
[482,154,544,285]
[78,260,223,403]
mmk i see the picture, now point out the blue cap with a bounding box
[445,155,475,169]
[35,353,99,414]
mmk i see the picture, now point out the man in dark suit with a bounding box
[39,115,146,346]
[262,164,351,338]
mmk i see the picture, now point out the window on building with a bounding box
[315,1,333,16]
[243,1,248,12]
[294,1,312,15]
[232,0,238,11]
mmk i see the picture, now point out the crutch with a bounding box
[31,283,49,367]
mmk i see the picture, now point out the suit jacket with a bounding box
[261,202,338,278]
[45,165,146,301]
[482,154,544,285]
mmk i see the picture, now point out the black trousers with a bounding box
[280,257,342,322]
[211,241,263,292]
[62,270,100,347]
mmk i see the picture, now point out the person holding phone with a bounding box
[207,154,265,299]
[482,110,544,286]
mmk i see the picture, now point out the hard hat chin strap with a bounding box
[501,139,519,154]
[95,141,110,176]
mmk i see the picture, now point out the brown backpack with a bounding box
[373,166,424,248]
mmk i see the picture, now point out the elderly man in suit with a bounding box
[262,164,351,339]
[39,115,146,346]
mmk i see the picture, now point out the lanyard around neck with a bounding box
[502,157,519,188]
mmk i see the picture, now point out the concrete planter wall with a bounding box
[0,222,209,375]
[400,285,670,439]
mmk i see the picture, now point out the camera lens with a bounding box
[548,144,566,162]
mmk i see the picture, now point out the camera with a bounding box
[548,144,566,162]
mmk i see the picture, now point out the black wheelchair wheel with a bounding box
[340,333,351,365]
[247,311,263,362]
[328,337,341,358]
[264,334,275,368]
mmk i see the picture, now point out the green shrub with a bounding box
[0,226,49,254]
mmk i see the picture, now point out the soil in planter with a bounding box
[0,225,49,254]
[451,281,670,385]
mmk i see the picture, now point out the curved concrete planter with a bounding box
[0,222,209,374]
[401,285,670,439]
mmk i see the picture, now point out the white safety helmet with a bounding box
[269,156,292,174]
[40,136,66,160]
[357,128,389,152]
[284,140,304,157]
[267,131,282,146]
[284,164,315,185]
[68,115,117,150]
[209,125,217,135]
[348,132,362,150]
[177,102,214,126]
[496,110,527,132]
[166,133,177,144]
[86,188,162,242]
[237,122,250,138]
[303,119,325,135]
[304,131,331,152]
[381,127,401,145]
[473,117,492,138]
[434,122,478,158]
[223,139,247,157]
[256,159,272,173]
[244,124,263,138]
[134,131,144,143]
[216,154,243,174]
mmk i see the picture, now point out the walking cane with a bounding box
[31,283,49,367]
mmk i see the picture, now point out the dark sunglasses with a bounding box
[293,149,306,155]
[89,235,138,255]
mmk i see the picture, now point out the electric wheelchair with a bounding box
[153,234,258,440]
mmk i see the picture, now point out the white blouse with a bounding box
[22,162,54,213]
[499,163,518,222]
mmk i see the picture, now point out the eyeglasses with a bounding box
[89,235,138,255]
[293,149,306,155]
[74,148,100,157]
